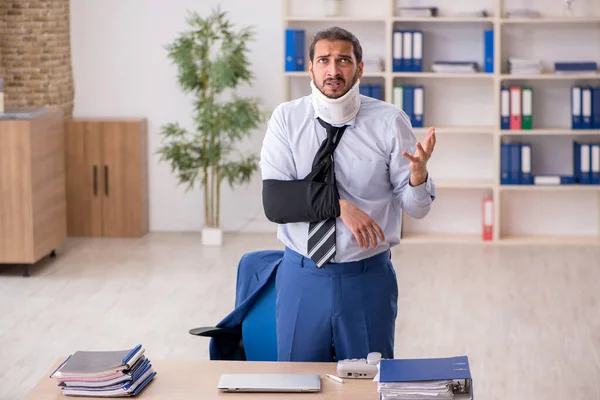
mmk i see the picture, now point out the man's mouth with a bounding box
[325,80,344,90]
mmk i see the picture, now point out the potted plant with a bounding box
[157,7,266,246]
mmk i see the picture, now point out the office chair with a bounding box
[189,250,281,361]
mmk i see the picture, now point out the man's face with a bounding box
[309,39,363,99]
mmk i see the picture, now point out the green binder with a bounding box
[522,87,533,130]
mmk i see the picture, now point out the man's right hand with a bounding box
[339,200,385,249]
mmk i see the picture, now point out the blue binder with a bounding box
[403,86,415,126]
[359,85,370,97]
[483,29,494,73]
[285,29,296,72]
[392,30,403,72]
[582,87,593,129]
[501,87,510,130]
[593,87,600,129]
[379,356,472,398]
[413,85,424,127]
[370,85,383,100]
[294,30,305,71]
[501,142,510,184]
[572,86,582,130]
[509,142,521,184]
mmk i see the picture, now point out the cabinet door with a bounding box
[101,120,146,237]
[65,121,104,236]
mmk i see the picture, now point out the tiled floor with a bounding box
[1,232,599,399]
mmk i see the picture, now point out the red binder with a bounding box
[509,86,522,130]
[482,197,493,241]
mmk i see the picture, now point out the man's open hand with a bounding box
[339,200,385,249]
[402,127,436,186]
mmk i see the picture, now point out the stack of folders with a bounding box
[432,61,478,73]
[555,61,598,75]
[50,344,156,397]
[508,58,543,75]
[377,356,473,400]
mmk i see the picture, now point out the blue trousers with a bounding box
[275,247,398,362]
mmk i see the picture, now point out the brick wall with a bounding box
[0,0,74,119]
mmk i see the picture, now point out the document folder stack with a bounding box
[50,344,156,397]
[377,355,473,400]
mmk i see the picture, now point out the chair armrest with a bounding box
[189,326,241,338]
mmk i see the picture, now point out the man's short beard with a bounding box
[318,69,359,99]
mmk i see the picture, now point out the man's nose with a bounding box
[326,63,340,77]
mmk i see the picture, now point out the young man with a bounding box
[260,27,436,362]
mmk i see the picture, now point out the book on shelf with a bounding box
[554,61,598,75]
[49,344,156,397]
[501,86,533,130]
[285,29,305,72]
[572,86,600,129]
[359,84,383,100]
[393,85,424,128]
[500,141,600,185]
[392,30,423,72]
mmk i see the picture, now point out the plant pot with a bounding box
[323,0,342,16]
[202,227,223,246]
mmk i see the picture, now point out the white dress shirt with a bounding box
[260,93,436,263]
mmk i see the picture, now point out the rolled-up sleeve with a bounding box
[388,111,436,219]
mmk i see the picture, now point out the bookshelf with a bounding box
[282,0,600,245]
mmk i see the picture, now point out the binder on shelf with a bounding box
[510,86,522,130]
[378,356,473,400]
[484,29,494,73]
[501,87,510,130]
[370,85,383,100]
[284,29,305,72]
[582,87,593,129]
[413,86,424,128]
[412,30,423,72]
[403,31,413,72]
[393,85,403,109]
[509,142,521,184]
[359,85,371,97]
[482,197,493,241]
[403,86,415,126]
[572,86,582,129]
[593,87,600,129]
[574,141,591,184]
[521,87,533,130]
[500,142,510,184]
[393,30,403,72]
[520,143,533,184]
[591,143,600,184]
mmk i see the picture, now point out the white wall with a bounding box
[70,0,600,236]
[70,0,283,232]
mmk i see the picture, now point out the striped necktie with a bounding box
[307,118,347,268]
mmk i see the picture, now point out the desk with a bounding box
[24,359,379,399]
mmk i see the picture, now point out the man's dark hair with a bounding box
[309,27,363,64]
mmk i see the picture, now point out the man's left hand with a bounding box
[402,127,436,186]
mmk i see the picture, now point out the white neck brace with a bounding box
[310,79,361,125]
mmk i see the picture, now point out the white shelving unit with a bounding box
[282,0,600,245]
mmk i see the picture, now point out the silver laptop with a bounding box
[217,373,321,393]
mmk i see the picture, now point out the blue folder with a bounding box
[379,355,473,398]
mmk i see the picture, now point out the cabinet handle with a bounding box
[93,165,98,196]
[104,165,109,196]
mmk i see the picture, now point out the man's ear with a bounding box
[357,61,364,79]
[308,60,314,80]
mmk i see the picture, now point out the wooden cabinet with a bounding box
[0,109,67,271]
[65,119,148,237]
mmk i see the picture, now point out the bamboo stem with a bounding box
[216,164,221,228]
